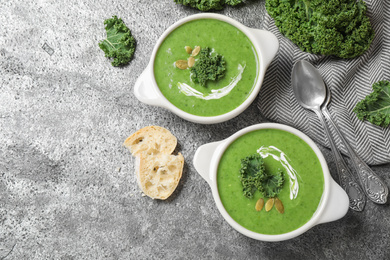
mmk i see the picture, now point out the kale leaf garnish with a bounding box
[240,154,284,199]
[190,47,226,87]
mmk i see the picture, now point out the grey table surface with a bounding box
[1,0,390,259]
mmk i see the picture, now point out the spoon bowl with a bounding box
[291,60,327,110]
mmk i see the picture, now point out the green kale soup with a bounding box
[217,129,324,235]
[154,19,258,117]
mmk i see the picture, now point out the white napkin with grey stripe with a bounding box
[257,0,390,165]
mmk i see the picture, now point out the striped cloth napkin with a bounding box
[257,0,390,165]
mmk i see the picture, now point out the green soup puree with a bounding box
[154,19,258,117]
[217,129,324,235]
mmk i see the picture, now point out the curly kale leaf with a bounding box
[240,154,284,199]
[265,0,375,58]
[353,80,390,127]
[191,47,226,87]
[240,154,265,199]
[174,0,243,11]
[225,0,242,5]
[99,16,136,67]
[257,169,284,198]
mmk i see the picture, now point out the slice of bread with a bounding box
[124,126,184,200]
[136,153,184,200]
[123,126,177,156]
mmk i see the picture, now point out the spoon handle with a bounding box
[322,107,388,204]
[314,109,366,211]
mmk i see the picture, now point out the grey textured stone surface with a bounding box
[1,0,390,259]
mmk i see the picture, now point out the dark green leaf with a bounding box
[257,169,284,198]
[98,16,136,67]
[265,0,374,58]
[190,47,226,87]
[174,0,243,11]
[239,154,284,199]
[353,80,390,127]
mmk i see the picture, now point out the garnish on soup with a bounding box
[258,169,284,198]
[239,154,284,199]
[191,47,226,87]
[239,154,265,199]
[240,153,285,213]
[175,46,226,87]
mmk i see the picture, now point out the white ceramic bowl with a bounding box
[193,123,349,241]
[134,13,279,124]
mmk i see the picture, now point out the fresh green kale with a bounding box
[265,0,375,58]
[353,80,390,127]
[240,154,284,199]
[240,154,265,199]
[174,0,243,11]
[99,16,136,67]
[191,47,226,87]
[257,169,284,198]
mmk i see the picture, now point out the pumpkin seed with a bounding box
[185,46,192,54]
[265,198,274,212]
[275,198,284,214]
[175,60,188,70]
[188,56,195,68]
[192,46,200,57]
[255,198,264,211]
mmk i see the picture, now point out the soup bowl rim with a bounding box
[134,13,279,124]
[194,123,349,241]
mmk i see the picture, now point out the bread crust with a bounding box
[123,126,177,156]
[137,153,184,200]
[124,126,184,200]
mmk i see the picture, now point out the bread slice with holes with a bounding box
[124,126,184,200]
[136,152,184,200]
[123,126,177,156]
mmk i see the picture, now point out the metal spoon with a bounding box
[292,60,366,211]
[321,79,388,204]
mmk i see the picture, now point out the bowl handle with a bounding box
[193,141,223,186]
[248,28,279,68]
[317,179,349,224]
[134,65,164,107]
